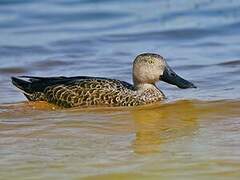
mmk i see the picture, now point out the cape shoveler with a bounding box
[11,53,196,108]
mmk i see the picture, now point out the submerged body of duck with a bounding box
[11,53,196,108]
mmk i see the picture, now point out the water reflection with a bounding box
[129,99,240,155]
[2,99,239,157]
[130,100,198,154]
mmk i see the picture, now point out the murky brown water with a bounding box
[0,100,240,179]
[1,0,240,179]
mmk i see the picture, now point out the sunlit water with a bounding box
[0,0,240,179]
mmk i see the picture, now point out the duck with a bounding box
[11,53,196,108]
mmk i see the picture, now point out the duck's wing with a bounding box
[11,76,134,107]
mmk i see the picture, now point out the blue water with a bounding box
[1,0,240,104]
[0,0,240,179]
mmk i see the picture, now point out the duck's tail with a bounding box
[11,76,35,100]
[11,76,74,101]
[12,76,31,93]
[11,76,49,100]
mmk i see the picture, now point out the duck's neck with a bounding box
[133,83,165,102]
[134,83,158,92]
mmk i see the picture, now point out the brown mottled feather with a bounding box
[12,77,164,108]
[43,79,163,107]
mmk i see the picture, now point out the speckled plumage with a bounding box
[12,76,164,108]
[11,53,196,108]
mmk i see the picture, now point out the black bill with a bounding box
[160,66,196,89]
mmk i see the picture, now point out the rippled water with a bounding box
[0,0,240,179]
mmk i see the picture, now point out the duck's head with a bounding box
[133,53,196,89]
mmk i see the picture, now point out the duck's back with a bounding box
[12,76,136,107]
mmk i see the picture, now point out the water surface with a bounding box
[0,0,240,179]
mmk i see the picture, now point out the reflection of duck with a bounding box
[130,100,198,154]
[11,53,196,108]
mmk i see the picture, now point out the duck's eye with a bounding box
[148,60,155,64]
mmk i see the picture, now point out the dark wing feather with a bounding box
[13,76,133,92]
